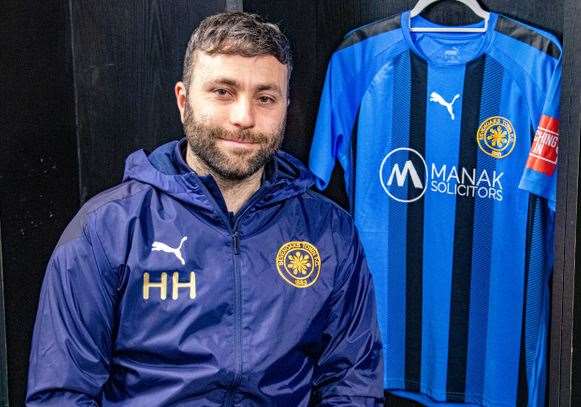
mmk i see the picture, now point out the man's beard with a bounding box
[183,103,284,181]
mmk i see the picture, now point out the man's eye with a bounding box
[258,96,275,105]
[213,88,231,97]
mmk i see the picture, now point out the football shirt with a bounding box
[310,11,561,406]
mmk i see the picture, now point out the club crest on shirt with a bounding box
[476,116,516,159]
[276,241,321,288]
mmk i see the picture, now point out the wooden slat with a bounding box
[70,0,226,202]
[226,0,243,12]
[0,0,78,404]
[0,223,9,406]
[557,0,581,405]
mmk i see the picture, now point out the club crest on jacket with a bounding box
[275,241,321,288]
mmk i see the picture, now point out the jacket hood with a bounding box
[122,139,317,210]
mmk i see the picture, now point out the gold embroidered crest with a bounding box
[477,116,516,159]
[276,241,321,288]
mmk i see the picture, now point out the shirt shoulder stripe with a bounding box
[495,16,561,59]
[338,14,401,50]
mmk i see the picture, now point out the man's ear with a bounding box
[175,81,187,123]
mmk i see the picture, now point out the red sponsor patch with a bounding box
[526,115,559,176]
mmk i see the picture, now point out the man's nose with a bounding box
[229,98,255,129]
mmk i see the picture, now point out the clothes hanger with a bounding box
[409,0,490,33]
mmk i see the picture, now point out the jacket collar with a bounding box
[123,139,316,216]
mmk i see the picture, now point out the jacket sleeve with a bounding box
[26,213,118,406]
[310,226,384,406]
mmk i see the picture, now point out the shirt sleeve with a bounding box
[310,225,384,406]
[309,53,359,193]
[519,48,562,211]
[26,213,117,406]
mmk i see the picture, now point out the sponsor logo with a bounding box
[526,114,559,176]
[151,236,187,266]
[379,148,428,203]
[276,241,321,288]
[430,91,461,120]
[379,148,504,202]
[476,116,516,159]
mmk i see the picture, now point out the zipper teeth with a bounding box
[228,190,268,391]
[230,190,258,390]
[232,229,243,390]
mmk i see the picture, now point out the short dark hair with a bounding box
[182,12,292,91]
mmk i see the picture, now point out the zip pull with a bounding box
[232,231,240,255]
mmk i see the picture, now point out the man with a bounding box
[27,12,383,406]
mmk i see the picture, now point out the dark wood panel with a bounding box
[0,225,8,407]
[71,0,226,202]
[562,0,581,404]
[0,0,78,405]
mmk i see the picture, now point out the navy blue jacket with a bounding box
[27,140,383,406]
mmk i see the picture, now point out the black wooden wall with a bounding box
[70,1,229,202]
[0,1,578,406]
[562,0,581,404]
[0,1,78,405]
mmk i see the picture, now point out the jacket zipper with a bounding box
[232,230,240,255]
[226,202,261,401]
[189,179,266,402]
[231,228,242,393]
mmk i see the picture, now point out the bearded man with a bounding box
[26,12,383,406]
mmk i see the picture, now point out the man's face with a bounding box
[177,51,289,180]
